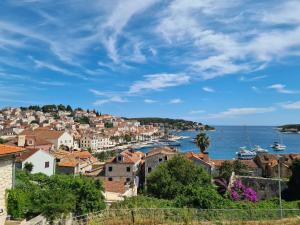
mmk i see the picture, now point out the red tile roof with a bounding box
[104,180,126,194]
[0,144,24,156]
[108,150,142,164]
[16,148,39,162]
[145,147,177,158]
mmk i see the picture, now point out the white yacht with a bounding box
[251,145,268,153]
[271,142,286,151]
[236,147,257,160]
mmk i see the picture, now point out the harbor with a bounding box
[134,126,300,160]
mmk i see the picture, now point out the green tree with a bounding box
[284,159,300,200]
[146,156,211,199]
[57,104,66,111]
[66,105,73,112]
[104,122,113,128]
[24,162,34,173]
[195,132,210,153]
[218,160,248,180]
[0,138,7,144]
[7,189,29,219]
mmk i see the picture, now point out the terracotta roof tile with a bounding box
[16,148,39,162]
[0,144,24,156]
[104,180,126,194]
[145,147,177,158]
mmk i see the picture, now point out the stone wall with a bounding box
[236,175,288,200]
[0,156,13,225]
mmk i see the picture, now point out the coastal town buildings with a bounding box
[144,147,177,178]
[15,149,56,176]
[54,149,98,175]
[104,150,144,184]
[0,145,25,225]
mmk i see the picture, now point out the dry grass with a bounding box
[87,217,300,225]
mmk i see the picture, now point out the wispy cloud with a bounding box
[239,75,268,82]
[267,84,297,94]
[206,107,275,119]
[280,101,300,109]
[90,89,128,106]
[202,86,215,93]
[129,73,190,94]
[169,98,182,104]
[189,110,205,114]
[144,99,157,104]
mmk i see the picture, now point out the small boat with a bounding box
[270,142,286,151]
[236,147,257,160]
[251,145,268,153]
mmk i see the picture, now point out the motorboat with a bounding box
[271,142,286,151]
[236,147,257,160]
[251,145,268,153]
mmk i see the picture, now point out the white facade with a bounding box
[21,150,56,176]
[54,132,74,149]
[80,134,115,151]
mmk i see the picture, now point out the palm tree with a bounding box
[195,132,210,154]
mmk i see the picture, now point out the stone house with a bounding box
[0,144,25,225]
[105,150,144,185]
[254,153,300,178]
[15,149,56,176]
[103,180,137,204]
[144,147,177,179]
[211,159,262,177]
[183,151,214,175]
[54,149,98,175]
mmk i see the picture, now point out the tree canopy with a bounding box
[7,171,106,221]
[146,156,224,208]
[195,132,210,153]
[283,159,300,200]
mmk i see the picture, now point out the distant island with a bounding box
[278,124,300,133]
[128,117,215,131]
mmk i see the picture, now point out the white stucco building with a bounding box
[16,149,56,176]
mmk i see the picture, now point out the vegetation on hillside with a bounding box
[279,124,300,132]
[129,117,214,131]
[7,171,105,221]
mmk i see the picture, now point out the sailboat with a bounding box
[271,133,286,151]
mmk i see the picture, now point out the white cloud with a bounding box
[202,86,215,93]
[206,107,275,119]
[144,99,157,103]
[102,0,158,63]
[169,98,182,104]
[251,86,260,93]
[93,96,128,106]
[129,73,190,94]
[90,89,128,106]
[280,101,300,109]
[239,75,267,82]
[267,84,297,94]
[189,110,205,114]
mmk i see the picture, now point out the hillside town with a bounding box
[1,106,300,224]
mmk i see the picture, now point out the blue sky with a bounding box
[1,0,300,125]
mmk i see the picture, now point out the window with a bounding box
[118,156,122,161]
[159,158,162,162]
[108,166,113,172]
[126,167,130,172]
[126,178,131,182]
[108,177,113,181]
[45,161,49,168]
[164,156,168,160]
[148,167,152,173]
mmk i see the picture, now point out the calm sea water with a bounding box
[141,126,300,160]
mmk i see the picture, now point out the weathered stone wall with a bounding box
[0,156,13,225]
[236,175,288,200]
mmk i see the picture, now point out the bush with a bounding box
[8,171,106,221]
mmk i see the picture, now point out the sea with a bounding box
[140,126,300,160]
